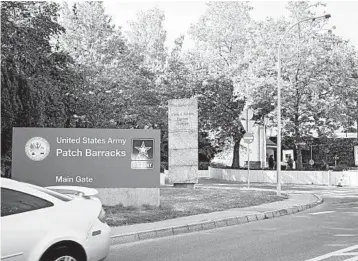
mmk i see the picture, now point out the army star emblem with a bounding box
[135,141,152,158]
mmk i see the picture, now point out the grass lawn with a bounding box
[104,182,287,227]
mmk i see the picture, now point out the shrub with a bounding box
[160,162,168,172]
[199,161,210,170]
[209,162,231,169]
[332,163,350,171]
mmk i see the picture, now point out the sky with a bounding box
[103,1,358,51]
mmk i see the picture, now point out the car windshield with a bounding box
[29,185,73,202]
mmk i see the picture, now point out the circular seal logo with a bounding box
[25,137,50,161]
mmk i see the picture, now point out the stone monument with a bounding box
[168,98,198,187]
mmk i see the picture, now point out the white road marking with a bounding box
[326,244,351,247]
[305,244,358,261]
[309,211,336,215]
[335,253,358,256]
[323,227,353,231]
[342,257,358,261]
[334,234,357,237]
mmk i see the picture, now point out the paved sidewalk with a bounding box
[110,192,323,246]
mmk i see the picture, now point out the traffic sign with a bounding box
[243,133,254,144]
[309,159,314,166]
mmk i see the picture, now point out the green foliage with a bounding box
[332,164,350,172]
[312,138,357,167]
[3,1,356,175]
[1,2,78,175]
[240,2,358,169]
[56,3,189,168]
[126,6,167,72]
[195,76,246,168]
[55,2,167,131]
[188,2,253,167]
[196,76,245,142]
[189,1,253,75]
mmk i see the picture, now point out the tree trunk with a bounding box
[231,140,241,169]
[296,147,303,170]
[65,117,71,128]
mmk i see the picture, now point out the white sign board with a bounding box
[355,146,358,167]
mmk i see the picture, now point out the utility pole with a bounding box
[246,83,250,189]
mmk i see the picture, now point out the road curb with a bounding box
[312,193,324,204]
[110,194,324,246]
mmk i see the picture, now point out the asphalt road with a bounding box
[107,187,358,261]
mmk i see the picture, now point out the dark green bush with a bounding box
[332,164,350,171]
[199,161,210,170]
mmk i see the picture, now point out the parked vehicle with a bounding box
[1,177,110,261]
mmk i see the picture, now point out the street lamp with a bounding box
[276,14,331,196]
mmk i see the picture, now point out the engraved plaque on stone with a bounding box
[168,98,198,185]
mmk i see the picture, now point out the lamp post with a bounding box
[276,14,331,196]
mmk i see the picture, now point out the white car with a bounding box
[1,177,111,261]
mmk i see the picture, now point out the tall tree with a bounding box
[1,1,77,176]
[56,2,180,168]
[56,2,163,129]
[244,1,358,169]
[188,2,252,167]
[195,76,246,168]
[126,6,167,72]
[189,1,253,77]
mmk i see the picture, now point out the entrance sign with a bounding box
[168,98,198,185]
[243,133,254,144]
[12,128,160,188]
